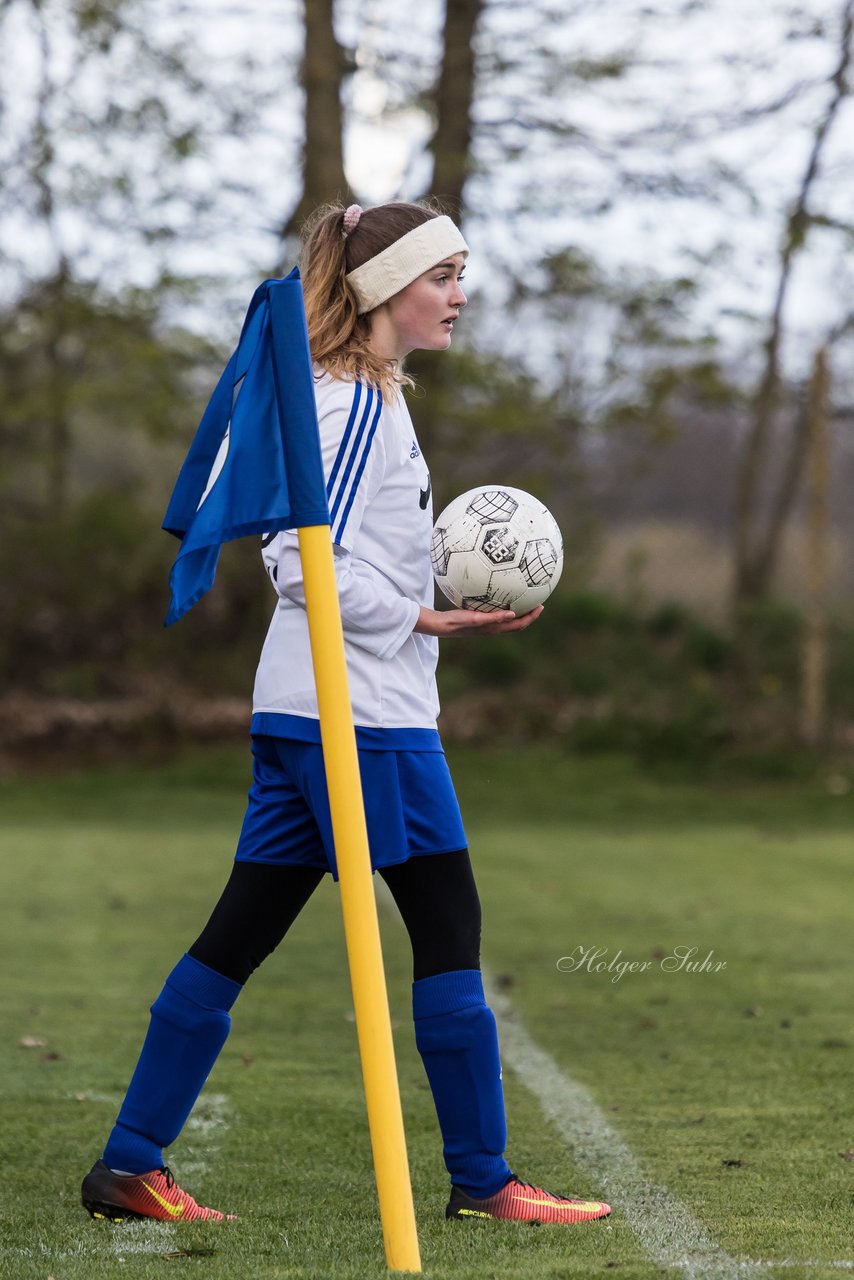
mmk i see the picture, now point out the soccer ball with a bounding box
[430,486,564,614]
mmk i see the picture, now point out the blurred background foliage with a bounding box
[2,0,854,771]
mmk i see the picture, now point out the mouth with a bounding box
[442,315,459,331]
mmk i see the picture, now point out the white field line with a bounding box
[374,887,841,1277]
[0,1228,177,1266]
[179,1089,231,1179]
[485,979,854,1275]
[484,974,765,1280]
[759,1265,854,1272]
[110,1220,181,1257]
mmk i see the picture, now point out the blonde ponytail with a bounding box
[300,201,442,399]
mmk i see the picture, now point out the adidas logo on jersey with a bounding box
[410,440,421,459]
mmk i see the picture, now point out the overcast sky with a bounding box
[4,0,853,385]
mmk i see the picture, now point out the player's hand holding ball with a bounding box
[416,485,562,638]
[432,485,563,613]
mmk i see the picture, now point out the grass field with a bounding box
[1,745,853,1280]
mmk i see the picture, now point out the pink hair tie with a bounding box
[342,204,363,236]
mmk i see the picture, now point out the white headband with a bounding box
[346,215,469,315]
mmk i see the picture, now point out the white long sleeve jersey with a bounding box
[251,371,440,739]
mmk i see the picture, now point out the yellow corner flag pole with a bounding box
[297,521,422,1274]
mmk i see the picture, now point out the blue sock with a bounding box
[413,969,513,1198]
[102,954,242,1175]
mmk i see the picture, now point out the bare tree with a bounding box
[424,0,484,217]
[282,0,353,241]
[799,345,830,745]
[732,0,854,606]
[0,0,261,515]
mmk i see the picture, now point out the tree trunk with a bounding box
[45,330,70,517]
[426,0,483,217]
[282,0,352,243]
[408,0,484,454]
[800,346,830,746]
[731,0,853,607]
[45,265,71,518]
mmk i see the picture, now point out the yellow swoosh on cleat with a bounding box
[511,1195,604,1212]
[140,1180,186,1219]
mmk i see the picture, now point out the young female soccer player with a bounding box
[81,201,612,1228]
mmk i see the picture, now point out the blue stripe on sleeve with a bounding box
[326,381,363,499]
[333,390,383,544]
[328,385,376,538]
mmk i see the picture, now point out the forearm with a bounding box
[275,537,420,659]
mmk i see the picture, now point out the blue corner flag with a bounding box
[162,269,330,626]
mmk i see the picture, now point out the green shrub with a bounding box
[683,622,731,672]
[6,501,854,769]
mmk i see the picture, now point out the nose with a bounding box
[451,280,467,308]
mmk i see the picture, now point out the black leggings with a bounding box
[188,850,481,986]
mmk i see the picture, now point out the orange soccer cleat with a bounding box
[81,1160,235,1223]
[446,1176,611,1225]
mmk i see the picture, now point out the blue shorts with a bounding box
[234,735,467,880]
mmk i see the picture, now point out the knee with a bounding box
[411,907,481,980]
